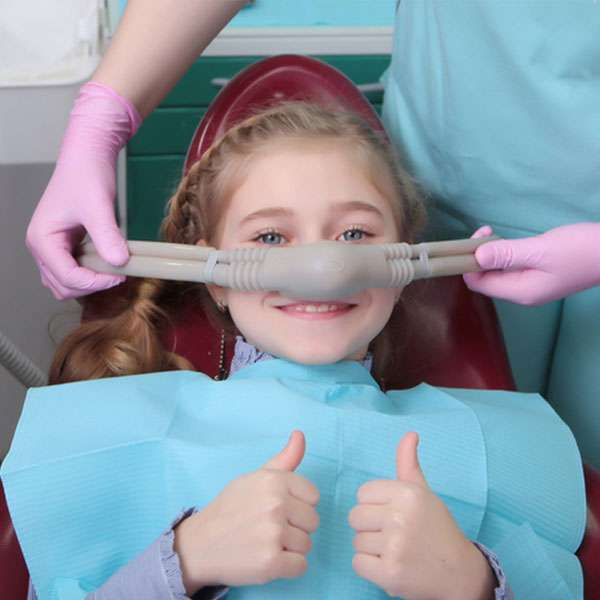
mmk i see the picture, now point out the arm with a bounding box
[27,508,228,600]
[94,0,248,117]
[31,432,316,600]
[26,0,247,299]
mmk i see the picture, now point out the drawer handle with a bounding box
[210,78,231,88]
[357,82,384,93]
[211,78,384,94]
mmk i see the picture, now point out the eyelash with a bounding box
[252,226,374,245]
[253,228,284,245]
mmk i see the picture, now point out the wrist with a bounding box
[446,541,496,600]
[57,81,141,167]
[85,81,142,135]
[173,517,202,596]
[173,511,221,595]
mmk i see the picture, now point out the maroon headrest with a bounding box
[184,54,386,173]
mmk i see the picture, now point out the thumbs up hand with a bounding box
[174,430,320,595]
[348,432,495,599]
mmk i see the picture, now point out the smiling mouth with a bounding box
[275,301,356,319]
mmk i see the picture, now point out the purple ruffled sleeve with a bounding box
[473,541,515,600]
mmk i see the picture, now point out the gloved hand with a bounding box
[26,81,142,300]
[463,223,600,305]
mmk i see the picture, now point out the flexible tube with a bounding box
[0,329,48,388]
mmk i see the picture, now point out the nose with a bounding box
[296,229,329,246]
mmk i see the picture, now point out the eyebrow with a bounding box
[239,200,385,226]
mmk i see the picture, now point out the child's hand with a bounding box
[173,430,320,594]
[348,432,495,600]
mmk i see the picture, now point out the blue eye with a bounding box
[255,230,284,245]
[340,228,369,242]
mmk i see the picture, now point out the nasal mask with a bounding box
[78,236,496,301]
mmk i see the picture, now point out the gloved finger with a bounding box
[462,271,486,290]
[34,242,125,299]
[29,244,71,298]
[474,237,543,271]
[37,260,53,290]
[463,269,554,305]
[43,262,125,300]
[470,224,493,239]
[38,264,75,300]
[82,206,129,267]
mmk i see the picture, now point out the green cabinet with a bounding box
[126,54,390,241]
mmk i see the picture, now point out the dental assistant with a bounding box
[25,0,600,467]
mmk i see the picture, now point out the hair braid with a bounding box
[48,277,193,384]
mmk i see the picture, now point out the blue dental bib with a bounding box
[1,359,586,599]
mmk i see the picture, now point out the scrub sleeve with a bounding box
[382,0,600,467]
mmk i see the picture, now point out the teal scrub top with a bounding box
[381,2,600,470]
[382,0,600,238]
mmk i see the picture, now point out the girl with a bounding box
[3,102,584,600]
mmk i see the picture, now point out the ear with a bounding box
[196,239,227,307]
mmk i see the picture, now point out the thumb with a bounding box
[262,430,306,472]
[396,432,428,487]
[475,237,542,272]
[83,203,129,267]
[470,224,494,240]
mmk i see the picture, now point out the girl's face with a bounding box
[205,139,401,364]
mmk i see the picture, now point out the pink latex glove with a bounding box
[463,223,600,305]
[25,81,142,299]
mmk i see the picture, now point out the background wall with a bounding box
[0,164,82,460]
[118,0,396,28]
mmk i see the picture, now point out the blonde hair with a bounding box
[50,101,426,387]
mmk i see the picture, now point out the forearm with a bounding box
[93,0,247,118]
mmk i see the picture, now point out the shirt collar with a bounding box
[229,336,378,388]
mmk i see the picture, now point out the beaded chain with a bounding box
[214,329,228,381]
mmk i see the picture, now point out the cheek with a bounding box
[226,290,257,311]
[370,288,398,317]
[365,289,398,334]
[225,291,264,332]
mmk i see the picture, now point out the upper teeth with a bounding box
[293,304,343,312]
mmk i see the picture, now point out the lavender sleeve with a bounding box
[473,541,515,600]
[27,507,228,600]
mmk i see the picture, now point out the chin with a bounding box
[274,339,361,365]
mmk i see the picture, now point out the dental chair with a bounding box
[1,55,599,599]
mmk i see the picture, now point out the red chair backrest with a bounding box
[184,54,387,175]
[0,481,29,600]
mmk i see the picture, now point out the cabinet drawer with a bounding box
[131,100,383,158]
[128,108,206,156]
[127,156,184,241]
[161,55,389,107]
[130,55,388,157]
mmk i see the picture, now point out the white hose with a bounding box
[0,329,47,388]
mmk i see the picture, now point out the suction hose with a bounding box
[0,329,47,388]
